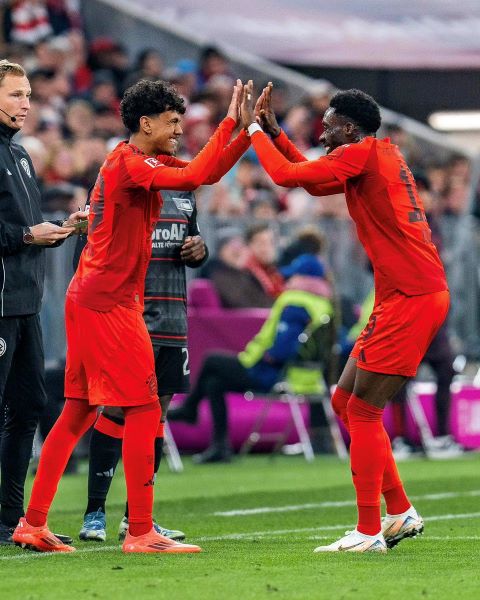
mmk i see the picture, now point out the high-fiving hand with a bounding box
[226,79,244,125]
[255,82,281,138]
[240,80,255,130]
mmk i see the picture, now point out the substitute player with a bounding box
[241,82,449,553]
[79,138,249,541]
[13,78,244,554]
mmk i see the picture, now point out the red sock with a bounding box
[331,386,411,516]
[331,386,351,430]
[94,413,125,439]
[26,399,97,527]
[123,401,161,537]
[382,430,411,514]
[347,394,386,535]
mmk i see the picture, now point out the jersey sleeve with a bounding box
[158,129,250,185]
[124,117,237,192]
[251,129,369,190]
[273,130,344,197]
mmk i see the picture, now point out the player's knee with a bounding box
[103,406,124,420]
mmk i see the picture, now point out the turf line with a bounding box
[214,489,480,516]
[1,511,479,560]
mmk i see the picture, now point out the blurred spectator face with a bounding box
[139,50,163,78]
[20,136,47,177]
[72,138,107,173]
[386,125,407,147]
[248,228,277,266]
[91,78,118,106]
[93,108,125,139]
[448,156,470,181]
[49,145,77,182]
[219,236,247,269]
[200,52,229,81]
[65,100,95,139]
[426,165,446,195]
[30,70,55,103]
[251,199,277,221]
[235,158,257,189]
[283,105,312,149]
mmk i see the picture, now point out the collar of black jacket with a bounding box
[0,121,17,142]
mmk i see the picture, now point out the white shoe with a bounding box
[391,437,413,461]
[313,529,387,553]
[381,505,424,548]
[425,435,464,459]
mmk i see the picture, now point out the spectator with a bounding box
[170,254,334,463]
[244,223,284,304]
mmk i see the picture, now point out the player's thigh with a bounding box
[83,305,158,407]
[337,356,357,394]
[353,290,449,378]
[353,368,407,409]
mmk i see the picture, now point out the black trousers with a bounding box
[184,353,254,445]
[0,315,47,526]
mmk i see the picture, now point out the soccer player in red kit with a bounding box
[241,82,449,553]
[13,78,245,554]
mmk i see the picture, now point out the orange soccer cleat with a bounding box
[12,517,75,553]
[122,527,202,554]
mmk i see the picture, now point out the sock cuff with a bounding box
[348,394,384,420]
[124,401,161,417]
[94,413,125,439]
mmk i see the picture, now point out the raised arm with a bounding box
[159,129,251,185]
[147,79,243,190]
[254,82,344,196]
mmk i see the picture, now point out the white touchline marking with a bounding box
[1,512,478,561]
[213,490,480,516]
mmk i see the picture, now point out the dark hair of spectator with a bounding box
[296,225,326,255]
[0,59,26,84]
[120,79,185,133]
[244,222,271,244]
[199,46,225,63]
[330,89,381,134]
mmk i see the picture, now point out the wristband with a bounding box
[247,123,263,137]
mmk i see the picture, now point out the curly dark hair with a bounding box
[329,89,381,134]
[120,79,186,133]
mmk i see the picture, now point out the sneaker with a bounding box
[382,506,424,549]
[313,529,387,553]
[391,437,414,461]
[425,435,464,459]
[122,527,201,553]
[79,510,107,542]
[12,517,75,553]
[0,519,73,546]
[192,444,232,464]
[118,516,185,541]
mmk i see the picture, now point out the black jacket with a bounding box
[0,123,52,316]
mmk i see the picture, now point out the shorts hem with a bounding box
[91,393,159,407]
[355,360,416,378]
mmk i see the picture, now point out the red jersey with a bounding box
[68,117,238,312]
[68,142,164,312]
[252,132,447,299]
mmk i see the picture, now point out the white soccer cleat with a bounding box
[313,529,387,553]
[381,505,424,549]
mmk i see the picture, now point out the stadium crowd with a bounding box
[0,2,474,230]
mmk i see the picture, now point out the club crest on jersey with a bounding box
[20,158,31,177]
[172,197,193,216]
[144,157,161,168]
[0,338,6,357]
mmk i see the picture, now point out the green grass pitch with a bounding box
[1,454,479,600]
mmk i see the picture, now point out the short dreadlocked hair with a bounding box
[120,79,186,133]
[329,89,381,134]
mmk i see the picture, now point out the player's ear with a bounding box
[140,115,152,135]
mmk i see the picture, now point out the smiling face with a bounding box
[319,107,353,154]
[0,74,31,129]
[142,110,183,156]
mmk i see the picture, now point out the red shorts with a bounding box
[64,297,158,406]
[351,289,450,377]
